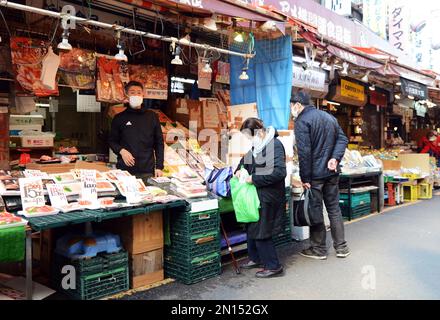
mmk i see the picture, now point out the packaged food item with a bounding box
[0,211,27,229]
[19,205,59,218]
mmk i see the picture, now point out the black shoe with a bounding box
[336,247,351,258]
[240,260,263,269]
[255,267,284,278]
[300,248,327,260]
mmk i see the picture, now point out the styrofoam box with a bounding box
[21,135,54,147]
[10,115,44,126]
[10,124,43,132]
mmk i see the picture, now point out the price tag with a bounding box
[46,184,69,209]
[19,178,45,210]
[120,176,139,204]
[80,170,98,203]
[24,170,49,178]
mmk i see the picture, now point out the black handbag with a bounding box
[293,189,324,226]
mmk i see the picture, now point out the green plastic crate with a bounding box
[339,192,371,208]
[341,203,371,219]
[164,252,221,285]
[68,266,129,300]
[166,230,220,259]
[170,209,220,235]
[53,251,128,276]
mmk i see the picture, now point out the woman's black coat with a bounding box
[236,133,287,240]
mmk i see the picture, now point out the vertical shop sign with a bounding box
[363,0,387,39]
[388,0,410,53]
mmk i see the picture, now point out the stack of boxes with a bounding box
[339,191,372,221]
[165,206,221,285]
[52,251,129,300]
[9,115,54,148]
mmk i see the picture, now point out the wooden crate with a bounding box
[103,211,164,255]
[130,248,164,289]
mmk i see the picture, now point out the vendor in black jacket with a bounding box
[291,91,350,260]
[109,81,164,182]
[236,118,286,278]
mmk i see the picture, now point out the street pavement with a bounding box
[117,195,440,300]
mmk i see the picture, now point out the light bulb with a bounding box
[204,18,217,31]
[369,84,375,91]
[234,33,244,43]
[57,34,72,51]
[171,55,183,65]
[395,94,401,100]
[239,70,249,80]
[114,48,128,62]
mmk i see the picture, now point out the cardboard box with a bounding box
[21,135,54,147]
[10,114,44,126]
[227,103,258,130]
[398,153,430,173]
[382,160,402,171]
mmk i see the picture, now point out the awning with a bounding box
[383,64,436,87]
[165,0,285,21]
[326,44,383,69]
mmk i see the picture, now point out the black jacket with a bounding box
[109,104,164,175]
[236,132,287,240]
[294,106,348,183]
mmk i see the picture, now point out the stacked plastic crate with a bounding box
[165,207,221,284]
[339,191,371,221]
[52,251,129,300]
[273,187,292,247]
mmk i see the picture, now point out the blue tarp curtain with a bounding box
[230,35,293,130]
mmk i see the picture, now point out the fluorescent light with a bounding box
[394,94,401,100]
[396,81,401,86]
[35,103,50,108]
[326,100,341,106]
[171,77,196,84]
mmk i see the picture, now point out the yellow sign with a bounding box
[340,79,365,102]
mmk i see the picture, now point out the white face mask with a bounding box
[129,96,143,108]
[291,103,301,119]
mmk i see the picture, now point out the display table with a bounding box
[339,171,383,221]
[19,200,186,300]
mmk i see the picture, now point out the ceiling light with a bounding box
[171,53,183,65]
[234,32,244,43]
[325,100,341,106]
[204,17,217,31]
[408,95,415,100]
[361,71,371,83]
[239,69,249,80]
[395,94,401,100]
[369,84,376,91]
[57,28,72,51]
[396,81,401,86]
[114,30,127,62]
[170,42,183,65]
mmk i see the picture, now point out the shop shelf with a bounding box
[418,183,433,200]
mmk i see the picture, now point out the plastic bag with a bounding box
[230,176,260,223]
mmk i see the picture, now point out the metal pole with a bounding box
[0,0,254,59]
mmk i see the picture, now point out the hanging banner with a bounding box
[363,0,387,39]
[96,54,130,103]
[292,66,326,92]
[340,79,365,102]
[400,77,428,100]
[370,91,388,106]
[128,65,168,100]
[326,45,383,69]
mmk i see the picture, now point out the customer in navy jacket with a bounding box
[292,91,350,260]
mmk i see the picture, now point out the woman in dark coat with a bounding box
[235,118,287,278]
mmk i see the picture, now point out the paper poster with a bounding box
[80,170,97,203]
[201,98,220,129]
[214,61,230,84]
[58,48,96,89]
[46,184,68,209]
[76,91,101,112]
[120,176,138,204]
[19,178,45,211]
[198,58,212,90]
[96,54,129,103]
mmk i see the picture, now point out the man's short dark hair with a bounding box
[291,90,311,105]
[125,81,144,92]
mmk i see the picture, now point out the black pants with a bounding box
[309,176,347,255]
[247,237,281,270]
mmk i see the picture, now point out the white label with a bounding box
[24,170,49,178]
[80,170,98,203]
[19,178,45,210]
[47,184,69,208]
[120,176,139,204]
